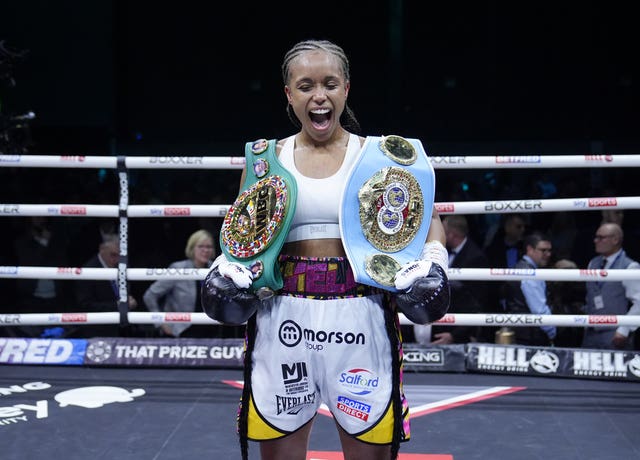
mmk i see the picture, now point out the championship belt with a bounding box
[219,138,297,299]
[339,135,435,292]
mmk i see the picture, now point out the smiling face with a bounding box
[284,49,349,142]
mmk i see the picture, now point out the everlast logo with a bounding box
[484,200,542,212]
[588,198,617,207]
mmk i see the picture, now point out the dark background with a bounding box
[2,1,637,150]
[1,0,638,276]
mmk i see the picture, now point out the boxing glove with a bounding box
[393,241,450,324]
[201,255,260,325]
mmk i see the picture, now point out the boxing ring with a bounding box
[2,152,640,459]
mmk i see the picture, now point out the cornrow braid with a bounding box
[282,39,361,134]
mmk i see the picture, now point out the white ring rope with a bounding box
[2,196,640,218]
[1,266,639,282]
[3,153,640,169]
[2,152,639,330]
[1,312,639,328]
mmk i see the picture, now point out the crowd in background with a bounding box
[1,162,639,348]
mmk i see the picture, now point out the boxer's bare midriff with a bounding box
[281,238,346,258]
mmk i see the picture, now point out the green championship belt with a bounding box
[219,139,297,299]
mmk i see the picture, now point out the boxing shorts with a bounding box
[239,255,410,445]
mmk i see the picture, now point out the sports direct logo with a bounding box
[588,315,618,325]
[336,395,371,421]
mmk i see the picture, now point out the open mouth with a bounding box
[309,108,332,129]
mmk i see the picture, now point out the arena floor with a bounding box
[1,365,638,460]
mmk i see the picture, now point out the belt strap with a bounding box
[220,139,298,294]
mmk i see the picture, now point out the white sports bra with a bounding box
[280,134,361,242]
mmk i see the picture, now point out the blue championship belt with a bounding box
[339,135,435,292]
[220,139,297,298]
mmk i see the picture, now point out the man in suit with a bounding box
[421,215,489,344]
[75,234,138,337]
[503,232,556,346]
[583,223,640,349]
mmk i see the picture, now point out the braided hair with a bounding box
[281,39,361,134]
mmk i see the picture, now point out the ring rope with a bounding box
[2,152,638,332]
[2,153,640,169]
[2,195,640,218]
[1,312,639,328]
[1,266,639,282]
